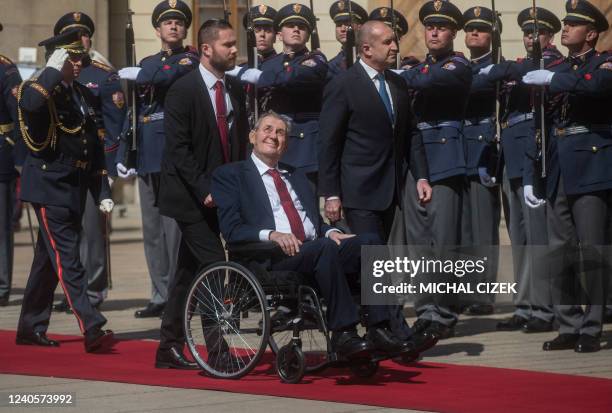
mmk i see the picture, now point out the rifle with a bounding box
[309,0,320,50]
[245,1,259,126]
[531,1,547,178]
[122,8,137,169]
[490,0,503,181]
[344,1,356,68]
[222,0,231,21]
[389,0,401,69]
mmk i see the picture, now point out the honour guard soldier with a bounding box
[230,3,328,185]
[392,0,471,339]
[117,0,199,319]
[522,0,611,353]
[368,6,409,40]
[243,4,278,66]
[327,1,368,80]
[51,12,127,312]
[15,29,115,352]
[480,7,563,333]
[0,23,22,306]
[460,6,502,316]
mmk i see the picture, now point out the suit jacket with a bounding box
[158,68,248,223]
[317,62,428,211]
[211,158,333,244]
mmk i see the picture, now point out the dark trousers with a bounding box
[270,235,380,331]
[547,179,610,337]
[158,214,225,352]
[17,204,106,336]
[79,190,108,306]
[0,179,15,298]
[345,205,396,243]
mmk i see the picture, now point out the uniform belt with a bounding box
[417,121,463,131]
[139,112,164,123]
[464,117,492,127]
[0,122,15,134]
[57,155,89,170]
[554,124,611,137]
[502,113,533,129]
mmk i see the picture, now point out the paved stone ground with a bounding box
[1,204,610,412]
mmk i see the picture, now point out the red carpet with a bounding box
[1,330,611,412]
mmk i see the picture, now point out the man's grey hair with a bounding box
[253,110,292,135]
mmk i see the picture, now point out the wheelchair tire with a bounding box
[349,360,379,378]
[269,325,328,373]
[184,261,270,379]
[276,344,305,384]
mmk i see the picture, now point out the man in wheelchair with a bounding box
[211,111,436,360]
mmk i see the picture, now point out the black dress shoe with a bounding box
[575,334,601,353]
[16,332,60,347]
[366,326,413,354]
[134,303,165,318]
[543,333,579,351]
[84,329,115,353]
[496,315,528,331]
[53,300,71,313]
[409,331,439,354]
[155,347,200,370]
[412,318,431,335]
[523,318,553,333]
[0,296,8,307]
[425,321,455,340]
[332,329,373,359]
[465,304,494,316]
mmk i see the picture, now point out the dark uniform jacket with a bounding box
[18,67,110,213]
[0,55,22,182]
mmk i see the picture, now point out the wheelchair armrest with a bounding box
[226,241,285,262]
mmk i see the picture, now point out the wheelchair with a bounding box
[182,241,382,383]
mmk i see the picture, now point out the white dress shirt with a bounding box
[359,58,394,114]
[199,63,234,126]
[251,153,325,242]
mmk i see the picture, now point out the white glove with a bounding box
[240,68,263,84]
[478,167,497,187]
[479,64,494,76]
[225,66,242,77]
[99,199,114,214]
[522,70,555,86]
[524,185,545,209]
[46,48,69,72]
[391,69,406,75]
[116,162,137,179]
[118,67,142,81]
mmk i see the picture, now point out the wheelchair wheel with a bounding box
[349,360,379,378]
[276,344,305,384]
[184,261,270,379]
[269,323,328,373]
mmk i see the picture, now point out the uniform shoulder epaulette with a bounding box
[91,60,113,72]
[450,52,469,66]
[0,54,14,66]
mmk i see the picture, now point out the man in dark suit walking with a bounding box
[212,111,436,358]
[154,19,248,369]
[318,20,431,242]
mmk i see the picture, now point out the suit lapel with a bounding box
[386,69,401,131]
[244,159,275,225]
[195,69,221,141]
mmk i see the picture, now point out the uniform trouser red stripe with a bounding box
[17,204,106,336]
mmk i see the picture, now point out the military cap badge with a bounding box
[293,3,302,14]
[474,7,481,18]
[380,7,388,18]
[338,1,345,11]
[570,0,578,10]
[74,12,81,22]
[169,0,177,9]
[259,4,267,15]
[434,1,442,12]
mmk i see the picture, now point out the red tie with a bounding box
[267,169,306,241]
[214,80,230,163]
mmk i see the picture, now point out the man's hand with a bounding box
[524,184,545,209]
[416,179,432,205]
[203,194,215,208]
[324,198,342,223]
[46,48,69,72]
[116,163,136,178]
[240,68,262,84]
[269,231,302,256]
[118,67,142,81]
[99,199,114,214]
[328,231,355,245]
[479,64,494,76]
[478,167,497,187]
[522,70,555,86]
